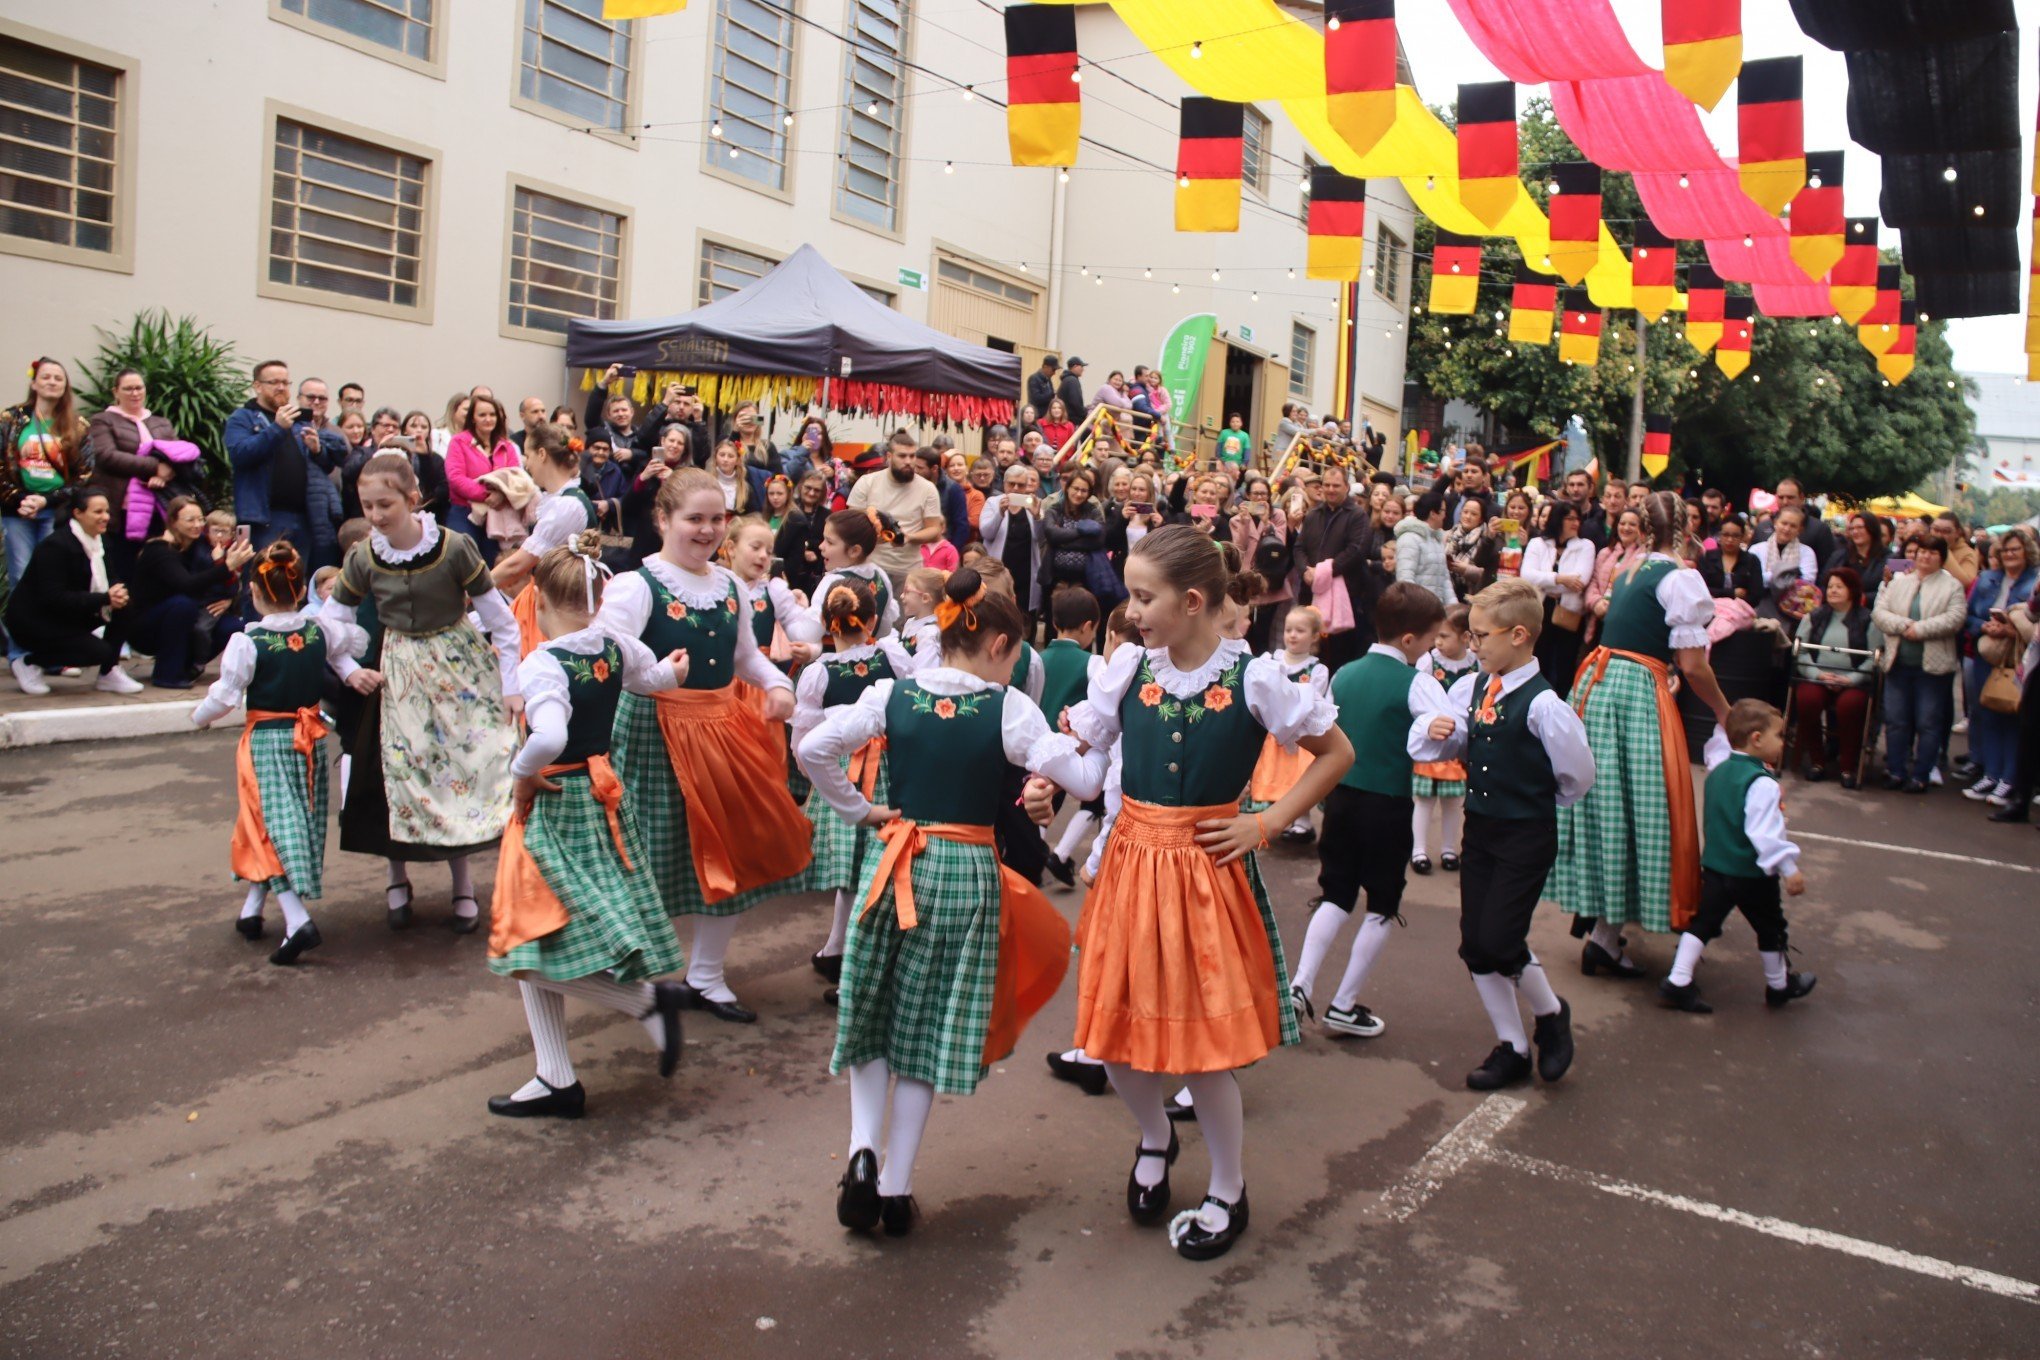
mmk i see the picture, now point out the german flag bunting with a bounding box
[1685,263,1725,354]
[1547,162,1602,287]
[1662,0,1741,111]
[1641,413,1674,480]
[1787,150,1846,282]
[1878,301,1918,384]
[1858,264,1904,355]
[1632,219,1679,321]
[1509,260,1556,345]
[1175,98,1244,233]
[1325,1,1398,157]
[1558,289,1603,366]
[2029,199,2040,359]
[1428,232,1483,314]
[1005,6,1080,168]
[1716,294,1754,379]
[1738,57,1805,215]
[1306,167,1368,281]
[1831,218,1880,322]
[1457,82,1518,229]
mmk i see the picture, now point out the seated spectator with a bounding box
[85,366,182,579]
[1792,568,1882,787]
[1700,514,1764,601]
[128,496,255,688]
[5,486,140,695]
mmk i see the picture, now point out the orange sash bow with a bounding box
[489,756,628,957]
[230,707,326,885]
[847,735,887,802]
[650,685,813,901]
[1572,646,1702,928]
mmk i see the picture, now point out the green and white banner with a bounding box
[1156,313,1217,433]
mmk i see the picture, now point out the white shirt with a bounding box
[316,517,525,695]
[742,573,823,648]
[1083,735,1125,880]
[1520,536,1597,613]
[1268,649,1331,699]
[1409,659,1597,808]
[790,637,919,757]
[510,627,683,778]
[901,613,942,667]
[191,609,353,726]
[521,487,590,561]
[1637,551,1718,651]
[1069,636,1339,753]
[1702,728,1801,877]
[1752,537,1818,588]
[595,558,791,694]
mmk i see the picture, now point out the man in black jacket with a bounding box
[1027,355,1060,418]
[630,383,711,470]
[1057,356,1089,426]
[1293,464,1381,672]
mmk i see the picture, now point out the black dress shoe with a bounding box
[451,896,481,934]
[651,981,686,1078]
[487,1076,587,1120]
[386,881,414,930]
[1766,972,1817,1007]
[1127,1127,1180,1225]
[837,1148,881,1231]
[1988,799,2031,823]
[1581,939,1646,979]
[1044,851,1076,888]
[824,987,840,1007]
[1410,854,1433,876]
[235,914,266,941]
[1903,779,1929,794]
[1045,1050,1110,1095]
[269,921,322,966]
[1465,1042,1533,1091]
[880,1193,919,1237]
[1881,772,1906,791]
[1279,824,1316,845]
[1804,763,1829,783]
[676,984,758,1024]
[1172,1192,1249,1261]
[1165,1093,1199,1122]
[1658,978,1713,1013]
[1839,772,1859,791]
[1441,850,1461,871]
[811,951,844,983]
[1532,999,1575,1081]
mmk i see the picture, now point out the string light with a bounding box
[1974,204,1987,217]
[1298,173,1309,191]
[1171,282,1180,294]
[1250,290,1259,301]
[729,146,739,158]
[1505,348,1514,357]
[1211,268,1221,281]
[1752,374,1761,383]
[1678,174,1690,188]
[1425,175,1436,190]
[1079,264,1088,275]
[1070,68,1082,84]
[1943,164,1959,182]
[1059,168,1069,182]
[1095,274,1104,286]
[782,112,793,127]
[1743,234,1754,247]
[710,120,723,138]
[1287,267,1296,279]
[1327,14,1341,29]
[1143,267,1152,278]
[943,160,954,174]
[1178,173,1190,188]
[1808,171,1822,189]
[963,85,975,101]
[1191,40,1203,58]
[867,101,879,115]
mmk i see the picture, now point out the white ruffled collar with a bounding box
[910,665,1001,694]
[828,641,880,662]
[1144,636,1250,696]
[538,625,612,656]
[249,608,314,633]
[643,555,734,608]
[1276,650,1317,671]
[373,513,440,563]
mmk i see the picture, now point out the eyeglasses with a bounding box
[303,393,329,403]
[1467,626,1514,644]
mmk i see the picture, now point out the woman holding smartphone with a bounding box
[1106,470,1165,578]
[1229,473,1292,652]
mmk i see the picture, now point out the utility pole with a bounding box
[1626,309,1646,482]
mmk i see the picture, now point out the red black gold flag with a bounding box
[1307,167,1368,280]
[1738,57,1805,215]
[1558,289,1603,366]
[1457,81,1518,228]
[1176,98,1244,233]
[1428,232,1483,314]
[1858,264,1904,355]
[1830,217,1880,322]
[1004,5,1080,168]
[1547,162,1602,287]
[2029,199,2040,368]
[1879,301,1918,384]
[1788,150,1846,281]
[1685,262,1726,353]
[1641,414,1674,480]
[1509,260,1557,344]
[1631,219,1679,321]
[1662,0,1741,111]
[1716,294,1754,378]
[1325,1,1398,157]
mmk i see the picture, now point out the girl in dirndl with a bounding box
[494,421,598,659]
[800,566,1107,1238]
[323,453,522,935]
[1245,604,1328,845]
[192,541,349,967]
[1411,603,1477,873]
[800,508,901,638]
[485,532,690,1121]
[792,578,916,999]
[601,468,813,1025]
[726,515,823,805]
[1065,527,1352,1261]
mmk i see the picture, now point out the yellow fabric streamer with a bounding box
[603,1,687,17]
[578,370,821,412]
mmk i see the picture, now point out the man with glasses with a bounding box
[338,382,366,418]
[292,378,346,474]
[225,360,318,552]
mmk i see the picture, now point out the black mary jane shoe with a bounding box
[1658,978,1713,1014]
[1165,1093,1199,1122]
[1172,1192,1250,1261]
[676,984,758,1024]
[487,1075,587,1120]
[450,896,481,935]
[1804,762,1829,783]
[1441,850,1461,872]
[235,914,266,941]
[1044,851,1076,888]
[824,987,840,1007]
[1765,972,1818,1008]
[1127,1127,1181,1226]
[1581,939,1646,979]
[1839,771,1860,791]
[1046,1050,1110,1095]
[880,1194,919,1237]
[1410,854,1433,876]
[651,981,687,1078]
[268,921,322,967]
[386,881,414,931]
[812,951,844,984]
[837,1148,881,1231]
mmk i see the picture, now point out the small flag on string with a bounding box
[1428,232,1483,314]
[1307,168,1368,281]
[1788,150,1846,282]
[1641,414,1674,480]
[1547,162,1602,287]
[1558,289,1603,366]
[1685,263,1726,353]
[1632,220,1679,321]
[603,0,686,15]
[1175,98,1244,232]
[1716,295,1754,378]
[1005,5,1081,168]
[1831,217,1881,322]
[1325,1,1398,157]
[1457,82,1518,229]
[1858,264,1903,355]
[1878,301,1917,383]
[1662,0,1740,111]
[1509,260,1557,344]
[1738,57,1805,215]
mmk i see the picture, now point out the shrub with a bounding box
[76,311,245,507]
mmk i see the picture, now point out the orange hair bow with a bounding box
[933,582,987,633]
[866,509,898,545]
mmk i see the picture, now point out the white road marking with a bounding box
[1373,1094,1525,1223]
[1795,831,2040,875]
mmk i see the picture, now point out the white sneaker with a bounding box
[1964,775,1998,801]
[11,658,49,696]
[1928,767,1944,787]
[94,667,144,694]
[1987,781,2015,807]
[1952,718,1969,735]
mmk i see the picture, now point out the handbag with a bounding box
[1252,524,1290,581]
[1976,628,2014,668]
[1980,663,2023,714]
[1552,605,1583,632]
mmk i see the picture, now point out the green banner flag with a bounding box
[1156,313,1216,440]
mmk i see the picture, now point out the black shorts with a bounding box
[1316,785,1414,920]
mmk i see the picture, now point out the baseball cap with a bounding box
[850,448,885,473]
[1066,356,1087,367]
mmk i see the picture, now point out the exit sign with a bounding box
[1237,323,1256,344]
[898,266,928,291]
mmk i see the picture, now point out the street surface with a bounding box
[2,731,2036,1357]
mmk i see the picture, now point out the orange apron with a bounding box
[651,685,813,901]
[1247,734,1314,804]
[231,707,326,886]
[488,756,633,958]
[1572,645,1702,929]
[860,819,1071,1066]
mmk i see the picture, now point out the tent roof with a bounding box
[564,244,1020,399]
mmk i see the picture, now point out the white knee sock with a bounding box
[543,975,659,1045]
[877,1077,935,1197]
[1104,1064,1174,1187]
[517,981,575,1095]
[1668,934,1708,987]
[387,858,409,888]
[276,889,312,936]
[449,855,477,915]
[1290,902,1349,1001]
[848,1057,889,1158]
[1441,796,1464,855]
[1183,1072,1245,1207]
[239,885,266,920]
[1054,810,1096,862]
[338,753,351,804]
[686,915,741,1002]
[1172,1084,1194,1109]
[1759,949,1789,990]
[1412,798,1434,859]
[1330,914,1395,1011]
[1515,953,1562,1017]
[820,890,852,959]
[1472,972,1529,1056]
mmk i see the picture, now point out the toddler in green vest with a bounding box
[1040,585,1105,889]
[1660,700,1816,1014]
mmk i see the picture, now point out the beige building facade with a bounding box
[1,0,1409,448]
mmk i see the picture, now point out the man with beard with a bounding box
[847,428,946,593]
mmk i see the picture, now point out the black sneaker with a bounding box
[1322,1003,1385,1038]
[1765,972,1817,1008]
[1289,983,1314,1024]
[1658,978,1713,1014]
[1465,1042,1533,1091]
[1531,1000,1575,1082]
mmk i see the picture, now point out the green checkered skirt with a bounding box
[831,836,1002,1096]
[804,750,890,893]
[611,691,805,919]
[1552,654,1674,932]
[239,725,328,899]
[488,772,683,983]
[1412,773,1467,798]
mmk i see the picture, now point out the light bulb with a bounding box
[1191,40,1203,58]
[1059,168,1069,182]
[1328,15,1341,30]
[1212,268,1221,281]
[710,120,723,138]
[1443,340,1452,349]
[1450,263,1461,273]
[1251,291,1260,301]
[1815,377,1825,386]
[1413,305,1423,315]
[1549,180,1560,194]
[1288,268,1296,279]
[943,160,954,174]
[963,85,975,101]
[1678,174,1690,188]
[1505,349,1514,358]
[1974,204,1987,217]
[1638,247,1649,259]
[1095,275,1104,286]
[1299,174,1310,191]
[1425,175,1436,190]
[1948,379,1957,388]
[1495,309,1505,321]
[1494,327,1503,337]
[1018,262,1028,273]
[1179,174,1190,188]
[1752,374,1761,383]
[1808,172,1822,188]
[1743,234,1754,247]
[1143,267,1153,278]
[1543,255,1551,267]
[1079,265,1088,275]
[1689,369,1698,378]
[728,146,739,158]
[1943,164,1959,182]
[1172,283,1181,294]
[1070,69,1082,83]
[867,101,879,115]
[1852,221,1864,233]
[782,112,793,127]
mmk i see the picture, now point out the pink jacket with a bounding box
[444,432,520,508]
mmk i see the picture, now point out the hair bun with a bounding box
[945,566,984,603]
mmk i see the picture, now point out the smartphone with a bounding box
[770,555,785,577]
[234,524,252,547]
[1012,494,1035,511]
[1247,500,1269,518]
[1189,503,1218,520]
[1127,501,1154,515]
[1989,607,2011,623]
[616,364,638,381]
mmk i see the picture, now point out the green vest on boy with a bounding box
[1701,752,1773,879]
[1464,673,1559,820]
[1333,649,1417,798]
[1038,638,1092,723]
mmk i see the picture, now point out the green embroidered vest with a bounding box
[1118,651,1264,806]
[1599,557,1678,662]
[884,681,1008,825]
[637,569,741,690]
[1464,673,1558,820]
[832,565,892,627]
[246,621,327,717]
[747,581,776,649]
[1333,650,1417,797]
[1038,638,1091,722]
[549,638,624,764]
[1701,752,1773,878]
[1008,641,1040,693]
[820,646,897,708]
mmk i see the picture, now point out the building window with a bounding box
[268,116,429,313]
[1298,154,1318,226]
[0,30,124,263]
[276,0,436,66]
[937,257,1036,307]
[856,284,895,309]
[834,0,908,232]
[699,238,778,305]
[519,0,634,134]
[1241,104,1270,197]
[1289,323,1315,399]
[707,0,795,192]
[507,184,624,339]
[1374,221,1403,304]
